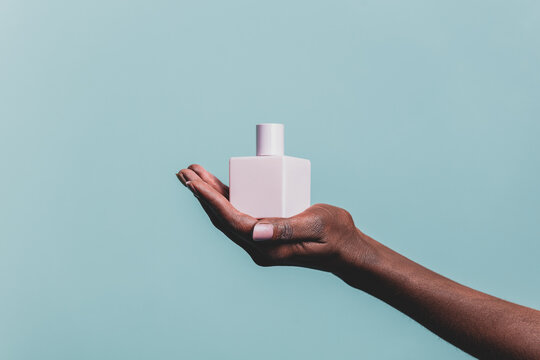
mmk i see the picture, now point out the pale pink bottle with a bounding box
[229,124,311,218]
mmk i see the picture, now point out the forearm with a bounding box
[335,229,540,359]
[177,164,540,358]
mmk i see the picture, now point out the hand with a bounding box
[176,164,368,273]
[176,165,540,360]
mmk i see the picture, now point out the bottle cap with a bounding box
[256,123,284,156]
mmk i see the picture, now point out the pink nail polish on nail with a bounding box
[253,223,274,241]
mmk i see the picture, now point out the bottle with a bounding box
[229,123,311,218]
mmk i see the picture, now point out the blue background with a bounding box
[1,1,539,359]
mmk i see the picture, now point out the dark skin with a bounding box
[177,164,540,359]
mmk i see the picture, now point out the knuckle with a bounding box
[339,208,354,224]
[309,214,326,238]
[310,204,355,232]
[275,221,293,241]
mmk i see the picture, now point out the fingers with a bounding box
[186,179,256,234]
[176,164,256,236]
[252,210,325,243]
[176,167,334,268]
[188,164,229,198]
[177,164,229,198]
[177,168,326,245]
[177,168,202,186]
[177,165,260,251]
[176,171,189,186]
[191,188,255,244]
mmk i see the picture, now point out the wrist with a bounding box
[333,228,390,291]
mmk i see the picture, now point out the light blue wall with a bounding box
[1,1,539,359]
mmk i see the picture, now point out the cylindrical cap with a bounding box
[256,123,284,156]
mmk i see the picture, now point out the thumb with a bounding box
[252,214,323,242]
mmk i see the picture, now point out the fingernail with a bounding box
[186,181,199,198]
[253,223,273,241]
